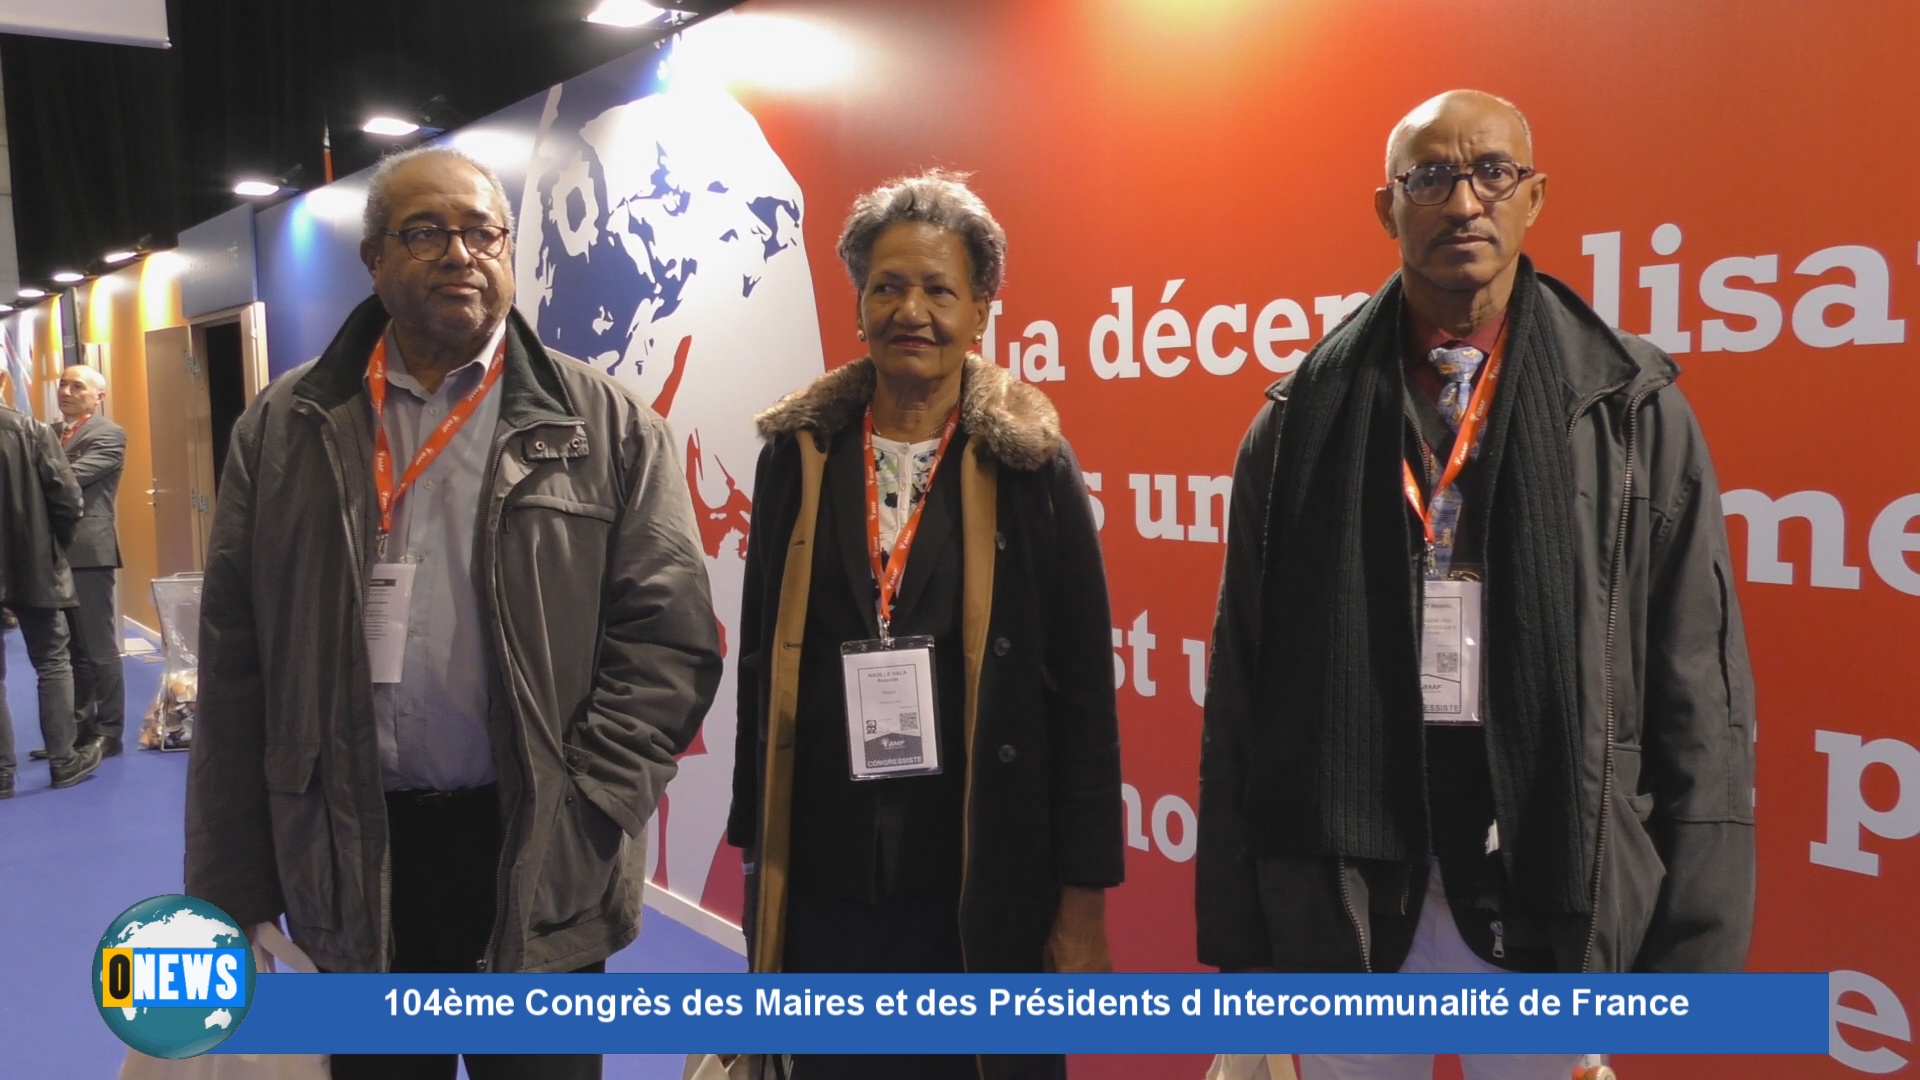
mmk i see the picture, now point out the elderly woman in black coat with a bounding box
[727,170,1124,1080]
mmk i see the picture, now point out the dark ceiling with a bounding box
[1,0,731,286]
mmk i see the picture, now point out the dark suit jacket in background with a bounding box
[61,415,125,570]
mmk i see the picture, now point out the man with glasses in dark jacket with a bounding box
[1197,90,1756,1080]
[185,146,722,1080]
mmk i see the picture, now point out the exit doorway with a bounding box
[143,302,269,577]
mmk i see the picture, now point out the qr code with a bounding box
[899,710,920,733]
[1437,651,1460,674]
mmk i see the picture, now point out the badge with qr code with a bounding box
[1421,577,1484,726]
[841,636,943,779]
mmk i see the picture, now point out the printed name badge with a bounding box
[363,562,418,685]
[841,636,942,780]
[1421,578,1484,726]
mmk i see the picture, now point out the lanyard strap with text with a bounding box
[864,406,961,637]
[367,331,507,552]
[1400,333,1508,558]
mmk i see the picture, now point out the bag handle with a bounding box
[250,921,319,975]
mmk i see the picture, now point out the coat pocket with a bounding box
[1594,783,1666,971]
[528,775,626,934]
[263,742,339,932]
[501,495,618,714]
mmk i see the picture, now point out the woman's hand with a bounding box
[1043,886,1114,973]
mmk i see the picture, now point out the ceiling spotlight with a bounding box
[51,271,85,283]
[104,250,140,264]
[0,304,13,314]
[17,287,47,299]
[362,115,422,137]
[585,0,664,28]
[234,179,282,197]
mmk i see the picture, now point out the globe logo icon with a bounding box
[94,894,257,1058]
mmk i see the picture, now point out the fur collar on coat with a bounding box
[754,356,1061,472]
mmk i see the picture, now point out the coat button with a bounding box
[994,531,1007,550]
[997,744,1017,764]
[992,637,1011,656]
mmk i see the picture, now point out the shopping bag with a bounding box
[115,922,329,1080]
[683,1053,790,1080]
[1206,1054,1300,1080]
[117,1052,330,1080]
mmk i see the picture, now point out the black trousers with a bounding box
[782,890,1066,1080]
[329,786,603,1080]
[69,568,124,744]
[0,604,77,776]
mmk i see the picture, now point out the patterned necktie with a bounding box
[1424,343,1485,575]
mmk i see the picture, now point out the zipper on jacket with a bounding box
[306,400,391,968]
[477,424,522,972]
[1337,857,1373,972]
[1565,372,1652,441]
[1491,919,1506,961]
[475,803,515,972]
[476,418,580,971]
[310,405,370,601]
[1579,385,1653,973]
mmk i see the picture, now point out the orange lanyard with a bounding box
[863,406,960,636]
[1400,334,1507,551]
[367,331,507,547]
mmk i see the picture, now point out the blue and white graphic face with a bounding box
[515,80,824,906]
[518,84,820,408]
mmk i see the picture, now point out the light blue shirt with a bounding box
[371,321,506,792]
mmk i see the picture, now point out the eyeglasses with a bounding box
[382,224,510,262]
[1392,161,1536,206]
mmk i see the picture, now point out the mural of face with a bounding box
[516,77,824,916]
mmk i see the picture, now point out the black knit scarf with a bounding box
[1245,259,1590,915]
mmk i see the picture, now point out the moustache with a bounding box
[1432,230,1497,249]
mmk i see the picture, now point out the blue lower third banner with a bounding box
[211,974,1828,1055]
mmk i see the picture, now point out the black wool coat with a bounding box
[728,356,1125,977]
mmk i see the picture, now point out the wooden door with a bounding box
[143,325,215,576]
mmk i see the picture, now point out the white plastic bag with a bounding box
[116,922,329,1080]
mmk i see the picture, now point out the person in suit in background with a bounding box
[56,365,127,757]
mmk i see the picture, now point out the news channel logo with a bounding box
[93,894,257,1058]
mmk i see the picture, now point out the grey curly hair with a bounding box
[361,145,515,245]
[836,169,1007,299]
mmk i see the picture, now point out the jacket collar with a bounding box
[755,354,1062,472]
[1266,257,1678,410]
[293,294,578,429]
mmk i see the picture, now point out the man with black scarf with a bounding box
[1195,90,1756,1080]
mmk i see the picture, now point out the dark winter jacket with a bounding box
[184,295,722,974]
[0,408,82,609]
[1197,268,1757,974]
[729,356,1125,979]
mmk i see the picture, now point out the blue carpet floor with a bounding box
[0,625,743,1079]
